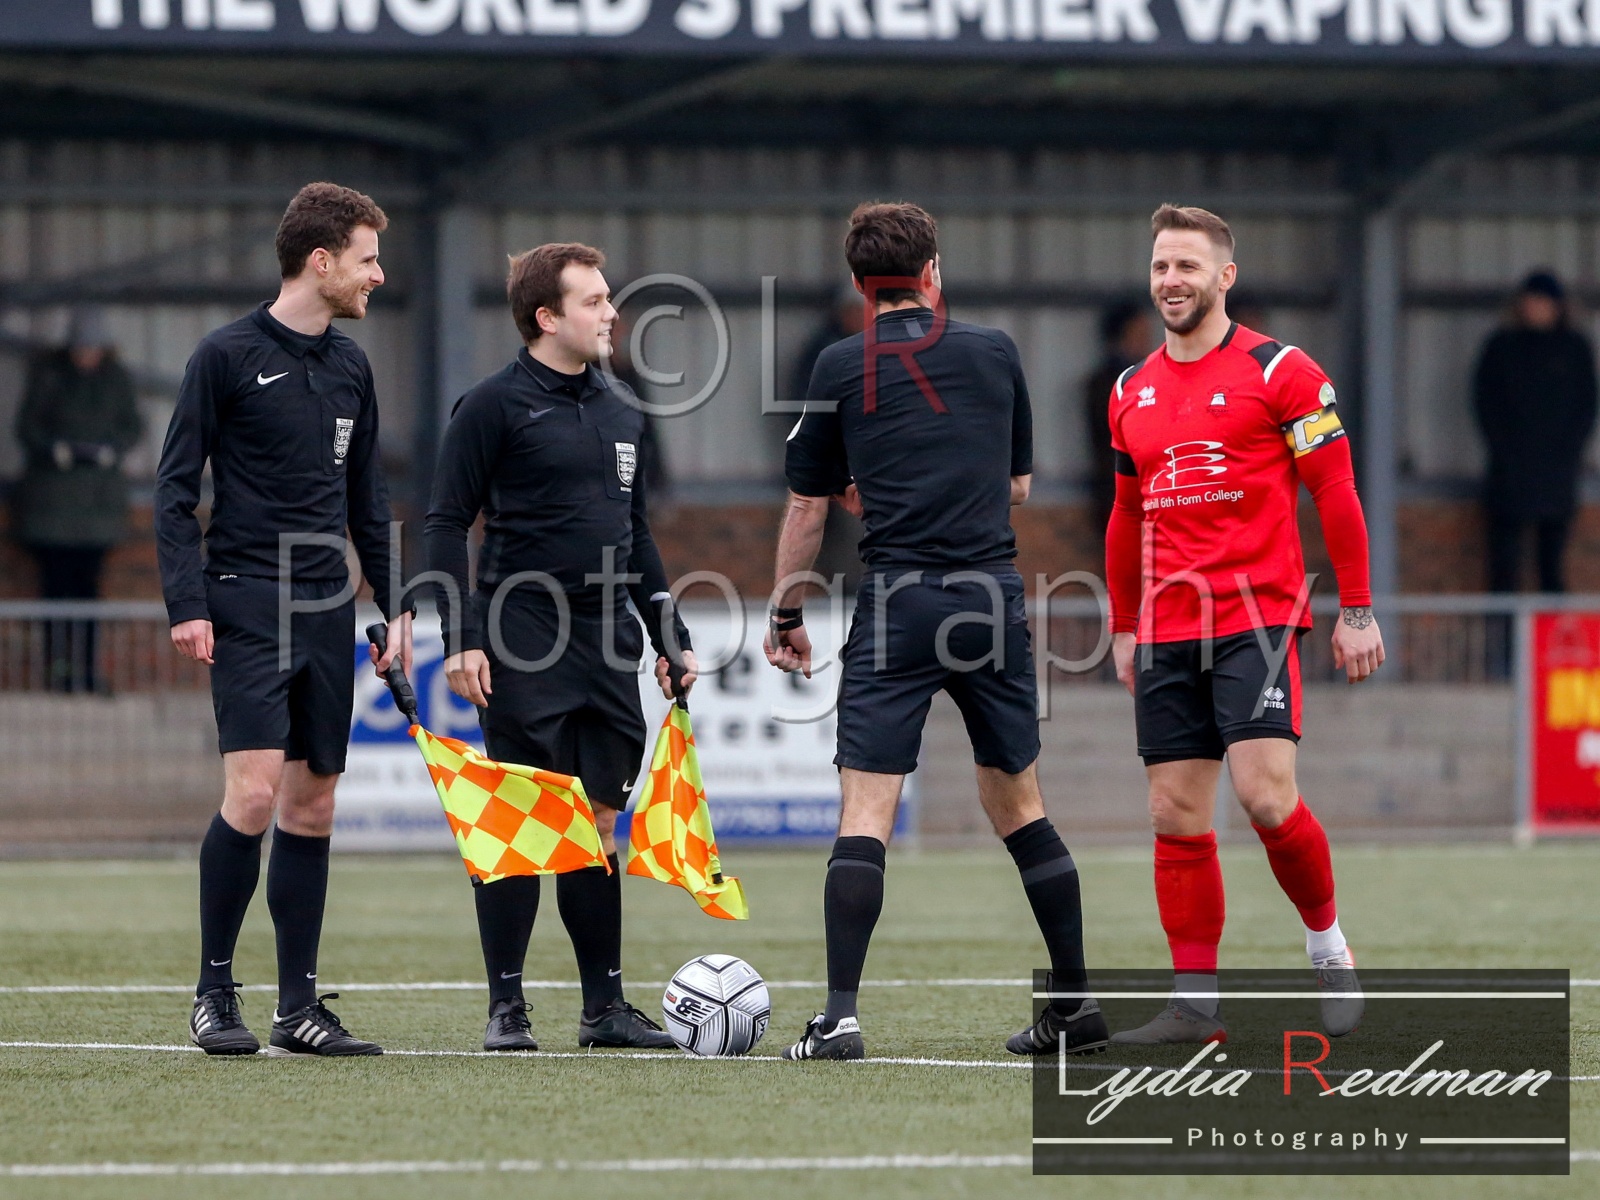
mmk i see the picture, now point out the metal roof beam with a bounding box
[0,62,466,155]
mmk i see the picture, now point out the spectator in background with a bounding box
[790,282,868,408]
[1473,271,1598,593]
[790,283,870,589]
[12,307,142,691]
[1083,302,1153,540]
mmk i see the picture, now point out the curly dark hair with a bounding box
[275,182,388,279]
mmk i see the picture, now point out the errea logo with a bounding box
[1263,686,1287,710]
[1137,386,1157,408]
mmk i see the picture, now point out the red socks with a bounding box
[1252,798,1338,933]
[1153,832,1225,973]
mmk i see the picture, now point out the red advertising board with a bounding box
[1532,612,1600,830]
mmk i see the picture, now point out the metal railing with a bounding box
[1032,593,1571,686]
[0,601,208,695]
[0,595,1581,849]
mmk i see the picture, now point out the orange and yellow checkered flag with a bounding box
[410,725,609,885]
[626,704,748,920]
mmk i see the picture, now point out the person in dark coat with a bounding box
[790,283,869,590]
[1084,302,1153,542]
[1473,271,1599,593]
[12,307,143,690]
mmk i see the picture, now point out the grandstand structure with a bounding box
[3,7,1600,847]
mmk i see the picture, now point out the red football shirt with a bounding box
[1108,323,1348,644]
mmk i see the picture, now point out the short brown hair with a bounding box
[845,202,939,304]
[507,243,606,341]
[275,182,388,279]
[1151,204,1234,258]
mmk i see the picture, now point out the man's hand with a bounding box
[171,618,214,665]
[654,649,700,700]
[445,649,493,707]
[1331,606,1385,684]
[369,610,414,678]
[765,614,814,678]
[1113,631,1136,696]
[833,483,863,519]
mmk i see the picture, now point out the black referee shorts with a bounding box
[206,573,354,775]
[834,568,1040,777]
[475,594,648,811]
[1134,625,1304,765]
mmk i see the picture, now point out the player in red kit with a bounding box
[1104,205,1385,1044]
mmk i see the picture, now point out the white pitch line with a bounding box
[6,976,1599,996]
[8,1151,1599,1177]
[0,978,1031,995]
[0,1040,1026,1069]
[5,1039,1599,1079]
[1,1155,1034,1178]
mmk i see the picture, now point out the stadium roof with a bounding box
[4,52,1600,190]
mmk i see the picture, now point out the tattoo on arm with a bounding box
[1341,605,1374,630]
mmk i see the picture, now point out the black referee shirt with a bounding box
[155,303,404,626]
[424,349,689,659]
[785,307,1034,570]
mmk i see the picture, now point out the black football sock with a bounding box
[821,836,886,1030]
[1003,818,1089,1012]
[557,852,624,1018]
[474,875,541,1008]
[196,812,264,996]
[265,826,330,1015]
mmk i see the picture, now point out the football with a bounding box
[661,954,771,1057]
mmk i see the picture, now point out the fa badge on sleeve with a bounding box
[615,441,637,491]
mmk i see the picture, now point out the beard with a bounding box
[1156,285,1217,336]
[320,275,368,320]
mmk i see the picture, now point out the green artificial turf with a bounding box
[0,844,1595,1200]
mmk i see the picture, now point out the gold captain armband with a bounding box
[1281,398,1346,458]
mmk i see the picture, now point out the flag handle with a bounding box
[365,621,419,725]
[659,592,690,711]
[667,659,689,711]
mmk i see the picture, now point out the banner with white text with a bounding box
[22,0,1600,62]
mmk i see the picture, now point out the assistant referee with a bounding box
[157,183,413,1058]
[426,242,698,1052]
[767,202,1105,1061]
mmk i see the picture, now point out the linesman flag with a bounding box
[364,623,607,885]
[627,702,748,920]
[411,725,609,885]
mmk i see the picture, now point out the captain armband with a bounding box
[1281,384,1346,458]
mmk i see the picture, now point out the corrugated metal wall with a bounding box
[2,139,1594,494]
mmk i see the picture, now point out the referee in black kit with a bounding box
[426,242,698,1052]
[157,183,413,1058]
[766,203,1106,1061]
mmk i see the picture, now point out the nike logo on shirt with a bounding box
[527,407,552,421]
[257,371,289,386]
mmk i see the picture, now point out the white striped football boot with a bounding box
[268,993,382,1057]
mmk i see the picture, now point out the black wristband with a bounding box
[770,605,804,632]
